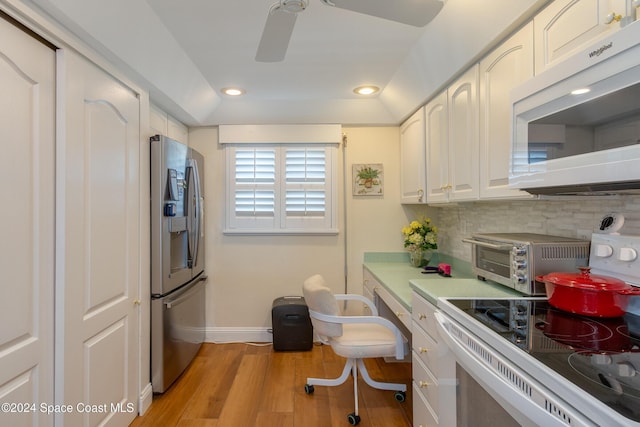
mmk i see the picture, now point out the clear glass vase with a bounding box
[409,250,424,267]
[409,249,434,267]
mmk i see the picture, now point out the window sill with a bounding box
[223,228,339,236]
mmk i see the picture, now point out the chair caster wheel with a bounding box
[347,413,361,425]
[304,384,314,394]
[394,391,406,402]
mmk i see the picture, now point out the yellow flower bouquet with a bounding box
[402,218,438,266]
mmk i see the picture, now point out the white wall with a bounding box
[188,126,437,340]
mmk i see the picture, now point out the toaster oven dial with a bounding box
[512,259,527,269]
[513,272,527,284]
[512,245,527,256]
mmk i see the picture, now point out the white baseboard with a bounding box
[138,383,153,415]
[205,327,273,344]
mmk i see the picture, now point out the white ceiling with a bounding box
[29,0,550,126]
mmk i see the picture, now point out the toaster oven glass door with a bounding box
[475,245,511,280]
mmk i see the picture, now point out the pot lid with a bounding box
[540,266,629,290]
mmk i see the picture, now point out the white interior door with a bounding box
[0,15,55,427]
[57,50,140,426]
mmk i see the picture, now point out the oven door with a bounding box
[434,311,594,427]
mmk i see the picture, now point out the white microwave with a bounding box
[510,21,640,195]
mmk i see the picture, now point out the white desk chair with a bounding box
[302,274,407,426]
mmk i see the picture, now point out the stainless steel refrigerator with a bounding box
[150,134,206,393]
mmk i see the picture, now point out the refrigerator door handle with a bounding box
[185,160,201,268]
[164,276,207,309]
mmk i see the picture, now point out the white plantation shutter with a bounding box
[285,148,326,216]
[235,148,276,217]
[225,144,337,234]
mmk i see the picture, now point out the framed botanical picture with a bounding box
[353,163,383,196]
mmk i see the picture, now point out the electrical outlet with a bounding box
[577,229,592,240]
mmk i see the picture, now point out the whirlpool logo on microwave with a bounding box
[588,42,613,58]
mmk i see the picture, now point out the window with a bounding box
[225,144,337,234]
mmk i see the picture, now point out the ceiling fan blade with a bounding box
[255,6,298,62]
[320,0,444,27]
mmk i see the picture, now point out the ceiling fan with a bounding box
[255,0,445,62]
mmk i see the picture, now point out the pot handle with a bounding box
[617,287,640,296]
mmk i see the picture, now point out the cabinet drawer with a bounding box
[412,324,455,379]
[412,291,438,341]
[375,282,412,332]
[412,381,438,427]
[412,354,439,414]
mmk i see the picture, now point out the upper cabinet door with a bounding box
[425,90,449,204]
[448,65,479,202]
[0,16,55,427]
[479,22,534,200]
[534,0,630,73]
[400,107,427,204]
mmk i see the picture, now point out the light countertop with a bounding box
[363,252,523,310]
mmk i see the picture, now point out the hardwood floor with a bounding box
[130,343,412,427]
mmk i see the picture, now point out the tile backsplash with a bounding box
[435,195,640,262]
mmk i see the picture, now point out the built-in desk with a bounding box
[363,252,521,313]
[363,252,523,426]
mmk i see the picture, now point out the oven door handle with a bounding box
[462,238,513,250]
[433,312,594,427]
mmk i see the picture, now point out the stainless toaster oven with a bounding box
[463,233,590,295]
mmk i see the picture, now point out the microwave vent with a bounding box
[541,245,589,260]
[525,180,640,196]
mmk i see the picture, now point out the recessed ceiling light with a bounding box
[222,87,245,96]
[570,88,591,95]
[353,85,380,96]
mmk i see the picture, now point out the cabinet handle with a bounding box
[417,188,424,202]
[419,347,428,353]
[418,313,427,320]
[605,12,622,24]
[395,311,404,318]
[419,381,430,388]
[363,279,368,285]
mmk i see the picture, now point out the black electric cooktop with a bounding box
[448,298,640,423]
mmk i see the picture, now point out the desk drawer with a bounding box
[375,283,411,332]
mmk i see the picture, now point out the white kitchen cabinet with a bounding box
[400,107,427,203]
[150,102,189,144]
[426,66,479,203]
[479,23,534,200]
[534,0,631,73]
[411,291,456,426]
[424,90,449,203]
[448,65,479,202]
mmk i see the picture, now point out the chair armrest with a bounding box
[334,293,378,316]
[308,309,405,360]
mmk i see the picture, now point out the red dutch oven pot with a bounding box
[536,266,640,317]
